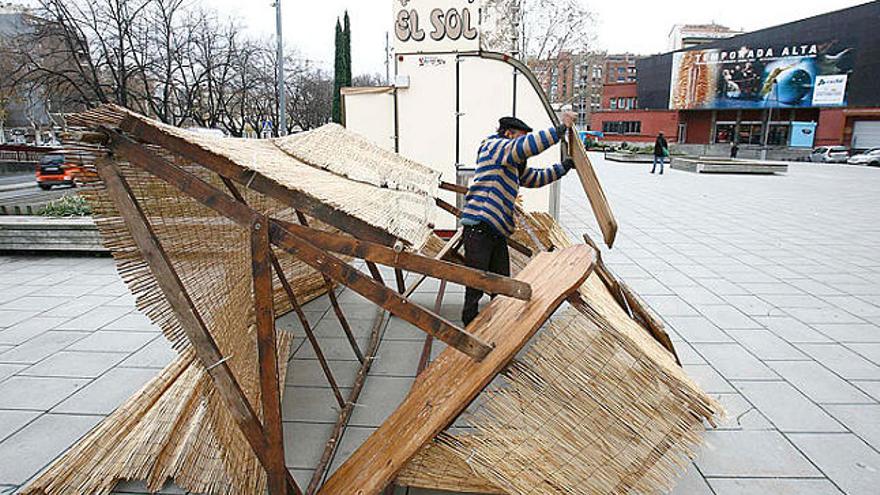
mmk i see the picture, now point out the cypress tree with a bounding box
[332,18,343,123]
[343,11,352,88]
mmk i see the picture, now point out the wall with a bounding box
[601,83,637,109]
[816,109,846,146]
[680,111,712,144]
[637,2,880,109]
[590,110,679,143]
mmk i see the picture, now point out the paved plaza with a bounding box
[1,154,879,494]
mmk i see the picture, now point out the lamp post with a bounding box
[274,0,287,136]
[761,79,778,161]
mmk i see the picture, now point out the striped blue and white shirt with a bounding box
[461,126,566,237]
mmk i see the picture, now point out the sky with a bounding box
[206,0,871,75]
[19,0,872,75]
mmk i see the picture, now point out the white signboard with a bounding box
[393,0,481,54]
[812,74,848,106]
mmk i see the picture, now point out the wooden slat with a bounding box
[268,220,493,362]
[251,217,287,495]
[107,132,492,362]
[95,160,301,495]
[274,220,531,301]
[318,245,596,495]
[118,115,402,247]
[568,128,618,247]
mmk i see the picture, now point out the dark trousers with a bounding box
[461,223,510,326]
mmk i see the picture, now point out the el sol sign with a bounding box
[394,0,481,53]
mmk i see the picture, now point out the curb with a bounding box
[0,215,107,252]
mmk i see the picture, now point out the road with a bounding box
[0,173,73,215]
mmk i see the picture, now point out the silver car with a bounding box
[809,146,849,163]
[847,148,880,166]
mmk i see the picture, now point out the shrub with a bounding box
[39,194,92,217]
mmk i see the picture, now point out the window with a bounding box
[610,99,617,110]
[714,123,735,143]
[602,121,642,134]
[767,124,789,146]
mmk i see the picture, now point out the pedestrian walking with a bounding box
[459,112,577,325]
[651,132,668,174]
[730,141,739,159]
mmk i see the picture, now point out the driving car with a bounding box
[809,146,849,163]
[35,154,83,190]
[847,148,880,166]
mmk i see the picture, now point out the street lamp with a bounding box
[273,0,287,136]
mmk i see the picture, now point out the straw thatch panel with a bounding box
[22,106,443,495]
[397,213,722,495]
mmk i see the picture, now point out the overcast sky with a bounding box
[208,0,870,75]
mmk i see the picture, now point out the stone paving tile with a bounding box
[727,329,809,361]
[328,425,375,474]
[811,324,880,343]
[101,313,158,332]
[0,363,26,383]
[0,295,70,313]
[52,367,158,415]
[285,359,360,388]
[695,430,820,477]
[65,330,156,353]
[0,331,89,364]
[823,405,880,451]
[783,307,867,325]
[112,480,186,494]
[796,344,880,380]
[848,343,880,365]
[0,375,90,410]
[348,376,413,428]
[0,310,40,329]
[283,421,334,470]
[281,386,349,423]
[118,337,177,369]
[734,381,845,433]
[710,393,773,431]
[852,381,880,402]
[788,433,880,495]
[41,295,117,319]
[0,410,39,443]
[19,351,128,378]
[293,337,369,362]
[0,413,102,486]
[697,305,761,329]
[767,361,874,404]
[644,295,701,316]
[0,317,69,346]
[692,344,778,380]
[54,305,131,331]
[708,478,844,494]
[682,364,735,394]
[669,463,712,495]
[664,316,732,343]
[370,340,421,377]
[724,295,776,317]
[754,316,833,343]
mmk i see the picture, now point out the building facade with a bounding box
[667,23,744,51]
[591,3,880,154]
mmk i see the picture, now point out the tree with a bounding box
[481,0,595,61]
[331,18,343,123]
[343,11,352,89]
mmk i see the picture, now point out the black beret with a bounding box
[499,116,533,133]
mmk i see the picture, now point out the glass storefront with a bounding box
[714,121,791,145]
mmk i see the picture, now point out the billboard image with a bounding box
[669,41,854,109]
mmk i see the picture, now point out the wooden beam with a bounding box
[251,217,288,495]
[268,221,494,362]
[106,133,492,361]
[274,220,531,301]
[318,246,596,495]
[95,160,301,495]
[439,181,468,195]
[568,128,618,247]
[403,229,463,298]
[118,115,403,247]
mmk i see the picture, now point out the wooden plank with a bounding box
[268,220,493,362]
[275,220,530,301]
[317,245,596,495]
[568,128,618,247]
[118,115,402,247]
[95,160,301,495]
[251,217,287,495]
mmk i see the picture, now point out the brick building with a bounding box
[591,3,880,153]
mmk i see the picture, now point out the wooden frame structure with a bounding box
[87,117,599,495]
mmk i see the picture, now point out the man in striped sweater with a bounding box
[460,112,577,325]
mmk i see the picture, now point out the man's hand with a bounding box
[562,158,575,173]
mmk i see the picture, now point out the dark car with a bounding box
[35,154,82,190]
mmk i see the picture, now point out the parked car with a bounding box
[35,154,83,190]
[847,148,880,166]
[809,146,849,163]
